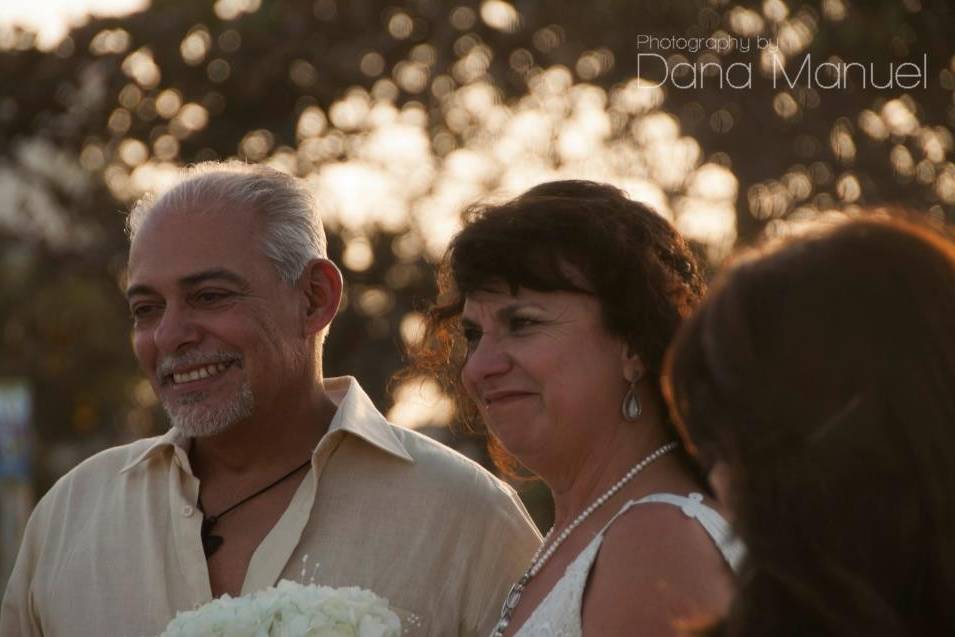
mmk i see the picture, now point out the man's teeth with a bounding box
[172,362,230,385]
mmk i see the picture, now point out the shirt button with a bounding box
[182,505,195,517]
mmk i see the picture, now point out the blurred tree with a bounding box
[0,0,952,529]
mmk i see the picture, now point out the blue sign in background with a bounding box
[0,381,32,480]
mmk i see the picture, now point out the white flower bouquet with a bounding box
[159,580,402,637]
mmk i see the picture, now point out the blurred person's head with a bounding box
[412,180,705,474]
[125,162,342,438]
[665,216,955,634]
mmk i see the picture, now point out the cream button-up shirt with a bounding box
[1,376,542,637]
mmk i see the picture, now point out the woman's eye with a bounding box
[509,316,539,331]
[462,326,481,346]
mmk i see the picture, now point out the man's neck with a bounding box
[188,388,338,479]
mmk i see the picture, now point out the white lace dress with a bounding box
[509,492,744,637]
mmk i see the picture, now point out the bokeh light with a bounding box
[1,0,952,544]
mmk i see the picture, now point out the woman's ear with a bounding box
[299,258,343,336]
[621,343,645,383]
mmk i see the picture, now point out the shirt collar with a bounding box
[120,426,190,473]
[323,376,414,463]
[120,375,413,473]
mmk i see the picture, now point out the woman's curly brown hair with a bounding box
[406,180,706,476]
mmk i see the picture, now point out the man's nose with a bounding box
[153,303,201,355]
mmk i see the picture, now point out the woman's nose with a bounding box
[462,333,512,386]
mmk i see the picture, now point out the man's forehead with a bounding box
[127,205,264,287]
[131,201,260,247]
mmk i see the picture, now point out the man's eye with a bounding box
[194,290,232,305]
[130,304,160,321]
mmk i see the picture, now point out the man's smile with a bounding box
[158,357,243,388]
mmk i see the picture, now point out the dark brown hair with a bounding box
[409,180,705,475]
[665,216,955,635]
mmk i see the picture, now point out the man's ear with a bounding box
[299,258,343,336]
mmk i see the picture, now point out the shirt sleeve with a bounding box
[1,499,49,637]
[463,483,542,637]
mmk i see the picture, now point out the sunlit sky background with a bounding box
[0,0,148,49]
[6,0,943,434]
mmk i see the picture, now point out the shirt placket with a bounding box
[240,432,344,594]
[168,446,212,604]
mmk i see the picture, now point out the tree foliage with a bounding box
[0,0,952,500]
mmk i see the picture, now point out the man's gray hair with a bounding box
[127,161,327,284]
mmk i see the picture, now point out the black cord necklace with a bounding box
[197,458,312,558]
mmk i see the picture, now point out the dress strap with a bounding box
[596,492,745,572]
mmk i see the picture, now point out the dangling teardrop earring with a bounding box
[621,371,643,421]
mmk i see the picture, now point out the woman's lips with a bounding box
[483,391,536,406]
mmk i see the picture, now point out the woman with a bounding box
[664,217,955,635]
[412,181,739,636]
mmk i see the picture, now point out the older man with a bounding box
[1,163,541,636]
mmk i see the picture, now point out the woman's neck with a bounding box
[546,421,678,530]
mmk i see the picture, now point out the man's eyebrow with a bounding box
[125,268,251,300]
[179,268,251,290]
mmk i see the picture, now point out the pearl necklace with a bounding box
[490,441,679,637]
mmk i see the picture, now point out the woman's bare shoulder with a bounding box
[581,496,733,636]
